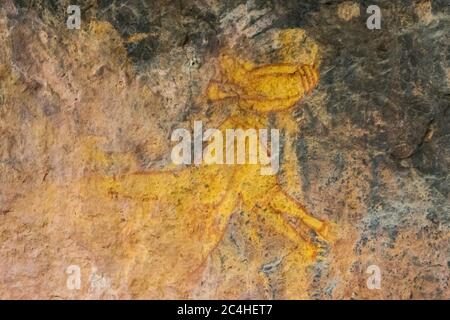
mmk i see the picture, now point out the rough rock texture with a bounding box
[0,0,449,299]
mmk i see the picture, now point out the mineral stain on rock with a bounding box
[0,0,449,299]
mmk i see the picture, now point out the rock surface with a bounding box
[0,0,449,299]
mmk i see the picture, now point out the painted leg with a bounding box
[252,205,318,259]
[268,188,333,241]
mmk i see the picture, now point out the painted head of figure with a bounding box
[206,54,319,113]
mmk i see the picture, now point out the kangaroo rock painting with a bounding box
[0,1,449,300]
[5,24,333,297]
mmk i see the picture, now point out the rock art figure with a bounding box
[10,30,334,298]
